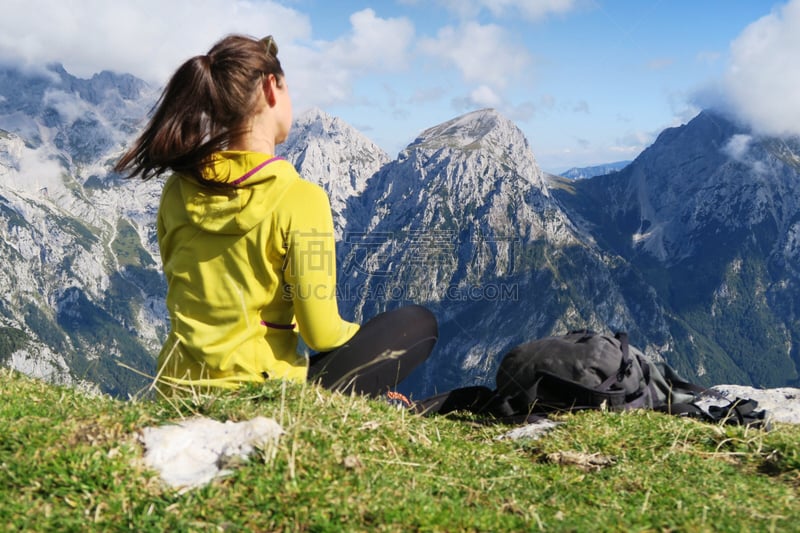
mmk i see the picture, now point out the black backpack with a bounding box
[416,330,770,429]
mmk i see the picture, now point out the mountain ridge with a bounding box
[560,160,631,180]
[1,64,799,398]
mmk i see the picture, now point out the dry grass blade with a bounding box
[544,450,617,471]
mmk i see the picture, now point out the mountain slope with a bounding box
[552,110,800,387]
[2,63,799,398]
[0,65,164,396]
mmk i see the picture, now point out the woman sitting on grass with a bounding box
[115,34,437,398]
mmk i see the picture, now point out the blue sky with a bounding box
[1,0,798,173]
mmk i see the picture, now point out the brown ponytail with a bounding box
[114,34,284,181]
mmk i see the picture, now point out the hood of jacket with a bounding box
[178,151,297,235]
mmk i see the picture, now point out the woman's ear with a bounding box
[263,74,278,107]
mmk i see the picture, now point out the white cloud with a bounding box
[469,85,503,107]
[409,86,447,105]
[723,134,753,161]
[18,147,66,192]
[646,58,674,71]
[0,139,65,196]
[0,2,417,114]
[437,0,579,21]
[609,130,654,156]
[721,134,769,175]
[539,94,557,109]
[0,0,312,84]
[283,10,414,111]
[489,0,580,20]
[418,22,530,90]
[42,90,92,124]
[505,100,537,122]
[282,45,354,109]
[327,9,414,71]
[720,0,800,137]
[608,144,644,156]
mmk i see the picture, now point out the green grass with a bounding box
[111,219,155,269]
[1,367,799,532]
[0,327,28,364]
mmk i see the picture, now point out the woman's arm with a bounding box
[282,181,359,351]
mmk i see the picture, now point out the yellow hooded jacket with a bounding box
[156,151,359,390]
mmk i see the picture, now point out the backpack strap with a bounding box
[412,386,496,416]
[707,398,771,429]
[570,331,635,394]
[655,396,771,430]
[594,332,633,390]
[591,332,652,409]
[654,402,709,418]
[414,385,550,425]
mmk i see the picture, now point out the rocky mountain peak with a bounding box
[0,63,155,165]
[277,108,391,237]
[636,110,739,174]
[407,108,531,155]
[394,108,546,196]
[288,107,361,138]
[0,63,153,119]
[614,110,800,265]
[84,70,151,104]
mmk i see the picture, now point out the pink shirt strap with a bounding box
[231,156,285,186]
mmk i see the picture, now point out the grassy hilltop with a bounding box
[1,367,799,531]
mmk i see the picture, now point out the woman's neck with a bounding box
[228,132,275,155]
[228,112,277,154]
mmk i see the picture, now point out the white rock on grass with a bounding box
[497,418,564,441]
[140,416,283,492]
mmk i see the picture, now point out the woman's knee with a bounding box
[388,304,438,335]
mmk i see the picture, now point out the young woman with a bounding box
[115,34,437,397]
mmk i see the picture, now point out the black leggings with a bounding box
[307,305,437,397]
